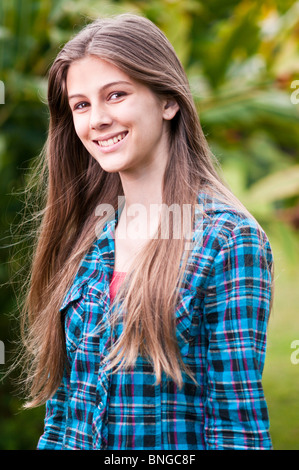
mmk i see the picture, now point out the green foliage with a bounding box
[0,0,299,450]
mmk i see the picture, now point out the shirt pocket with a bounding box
[175,287,200,357]
[60,283,86,354]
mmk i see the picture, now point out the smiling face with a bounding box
[66,55,179,178]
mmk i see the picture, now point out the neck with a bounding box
[121,175,163,209]
[116,164,166,244]
[118,156,167,209]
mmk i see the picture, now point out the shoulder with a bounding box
[195,191,271,251]
[189,191,274,283]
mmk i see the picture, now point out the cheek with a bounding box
[73,116,89,140]
[138,100,165,131]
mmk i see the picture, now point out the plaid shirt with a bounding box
[37,192,273,450]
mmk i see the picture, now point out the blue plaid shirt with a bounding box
[37,192,273,450]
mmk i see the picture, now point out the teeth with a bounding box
[97,132,127,147]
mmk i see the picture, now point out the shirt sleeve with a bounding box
[36,366,69,450]
[203,218,273,450]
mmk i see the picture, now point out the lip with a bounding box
[93,131,128,153]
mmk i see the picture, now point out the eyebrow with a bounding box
[68,80,133,101]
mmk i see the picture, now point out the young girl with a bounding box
[21,14,274,450]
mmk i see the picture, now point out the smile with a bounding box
[95,131,128,148]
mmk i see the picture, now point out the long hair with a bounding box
[19,14,268,408]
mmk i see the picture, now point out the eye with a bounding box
[108,91,126,101]
[73,101,89,111]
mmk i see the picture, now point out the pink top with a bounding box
[110,271,127,302]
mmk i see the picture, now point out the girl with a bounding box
[21,14,274,450]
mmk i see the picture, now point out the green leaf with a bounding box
[248,165,299,203]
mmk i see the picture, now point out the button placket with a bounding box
[92,287,113,449]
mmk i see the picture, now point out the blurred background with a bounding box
[0,0,298,450]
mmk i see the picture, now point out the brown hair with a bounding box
[19,14,264,408]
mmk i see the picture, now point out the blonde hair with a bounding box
[19,14,261,408]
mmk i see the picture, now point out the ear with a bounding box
[162,99,180,120]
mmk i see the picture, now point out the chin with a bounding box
[96,160,126,174]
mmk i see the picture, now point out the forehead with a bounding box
[66,56,132,92]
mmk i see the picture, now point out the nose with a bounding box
[89,105,113,130]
